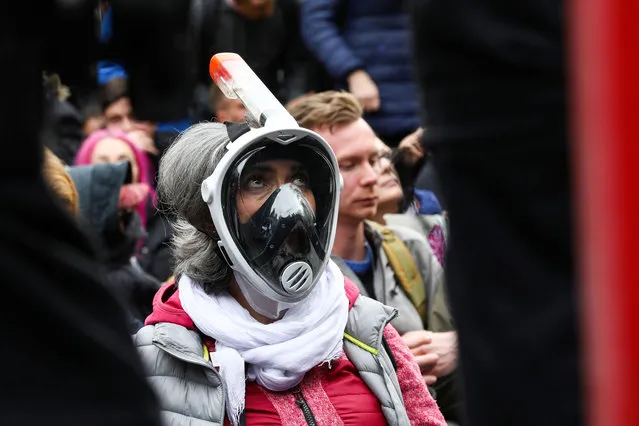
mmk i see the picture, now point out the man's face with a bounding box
[104,97,155,136]
[216,98,248,123]
[235,0,275,19]
[316,119,381,225]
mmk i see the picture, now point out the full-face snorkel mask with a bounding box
[201,53,342,319]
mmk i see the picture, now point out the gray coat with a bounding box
[134,293,413,425]
[333,222,448,335]
[334,222,459,423]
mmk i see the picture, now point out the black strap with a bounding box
[224,121,251,142]
[381,335,398,372]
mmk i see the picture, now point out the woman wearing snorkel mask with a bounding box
[134,54,445,426]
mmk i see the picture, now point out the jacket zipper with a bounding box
[292,386,318,426]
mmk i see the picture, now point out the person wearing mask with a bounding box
[289,90,462,423]
[135,56,446,423]
[74,129,155,230]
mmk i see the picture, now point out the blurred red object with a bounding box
[572,0,639,425]
[119,183,150,211]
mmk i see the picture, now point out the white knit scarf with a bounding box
[178,260,349,426]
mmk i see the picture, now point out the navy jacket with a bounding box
[301,0,419,137]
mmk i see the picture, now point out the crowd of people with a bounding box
[21,0,579,425]
[40,0,459,424]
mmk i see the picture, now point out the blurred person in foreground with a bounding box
[0,0,206,423]
[289,91,462,423]
[410,0,581,425]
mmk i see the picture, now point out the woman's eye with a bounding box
[247,178,263,189]
[292,174,309,187]
[242,174,265,190]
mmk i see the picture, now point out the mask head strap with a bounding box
[225,121,251,142]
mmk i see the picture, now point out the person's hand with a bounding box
[398,127,424,165]
[403,330,458,379]
[421,331,458,377]
[402,330,440,385]
[127,129,159,156]
[347,70,380,112]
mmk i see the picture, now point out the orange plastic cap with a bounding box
[209,52,242,83]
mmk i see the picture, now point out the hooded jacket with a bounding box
[67,162,161,331]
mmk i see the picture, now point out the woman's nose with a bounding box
[380,157,392,174]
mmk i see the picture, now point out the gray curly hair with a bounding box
[157,122,232,293]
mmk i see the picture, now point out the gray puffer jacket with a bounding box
[134,284,414,425]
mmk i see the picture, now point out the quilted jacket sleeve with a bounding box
[300,0,363,80]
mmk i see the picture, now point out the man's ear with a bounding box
[216,110,229,123]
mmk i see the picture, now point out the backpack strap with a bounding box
[381,335,398,372]
[366,221,428,325]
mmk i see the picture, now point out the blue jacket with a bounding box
[301,0,419,137]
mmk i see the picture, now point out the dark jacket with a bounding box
[199,0,312,104]
[67,162,161,331]
[137,205,174,283]
[301,0,419,137]
[42,96,84,165]
[134,130,176,283]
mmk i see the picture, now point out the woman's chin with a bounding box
[378,193,404,213]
